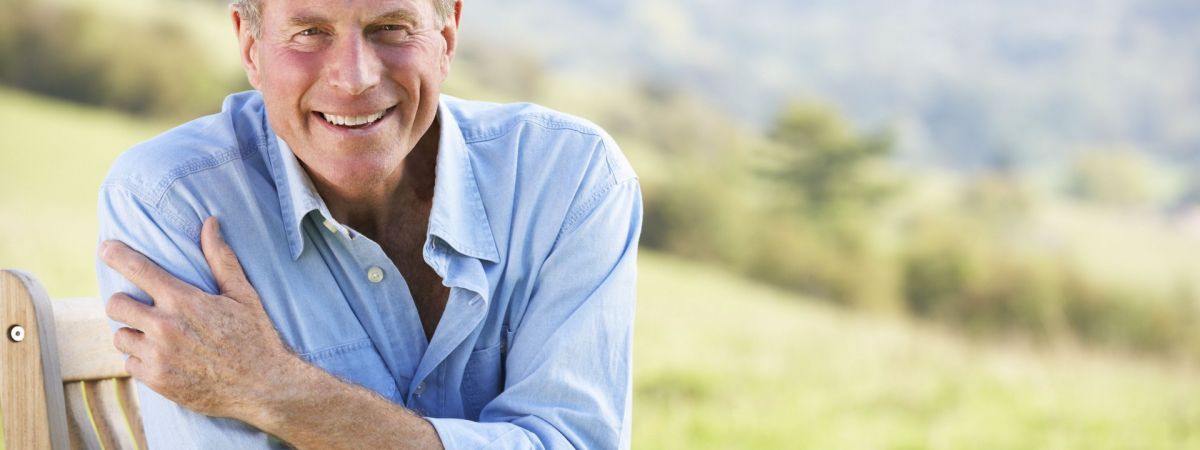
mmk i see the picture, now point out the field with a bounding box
[635,252,1200,449]
[2,88,1199,449]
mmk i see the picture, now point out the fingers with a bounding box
[112,326,147,357]
[105,293,156,333]
[200,217,254,300]
[124,355,145,381]
[100,240,200,308]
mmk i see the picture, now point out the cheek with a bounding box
[379,45,446,81]
[259,50,325,103]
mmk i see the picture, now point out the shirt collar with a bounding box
[267,96,500,263]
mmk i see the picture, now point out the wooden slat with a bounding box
[50,298,127,382]
[93,379,143,450]
[64,381,108,450]
[1,269,71,450]
[64,378,147,450]
[114,378,148,450]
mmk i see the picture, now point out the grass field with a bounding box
[635,251,1200,449]
[2,88,1199,449]
[0,88,172,298]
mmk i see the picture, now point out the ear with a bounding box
[439,1,463,77]
[231,4,262,89]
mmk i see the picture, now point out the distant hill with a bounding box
[459,0,1200,169]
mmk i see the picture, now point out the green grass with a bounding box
[635,251,1200,449]
[0,87,173,298]
[1040,203,1200,300]
[2,89,1199,449]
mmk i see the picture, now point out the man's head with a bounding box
[229,0,462,200]
[233,0,456,38]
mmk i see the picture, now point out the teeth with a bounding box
[321,110,386,127]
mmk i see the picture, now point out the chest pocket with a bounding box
[460,328,512,420]
[301,339,402,403]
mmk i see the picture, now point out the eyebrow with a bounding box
[286,10,419,29]
[372,10,419,25]
[287,14,330,29]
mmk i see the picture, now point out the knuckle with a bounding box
[155,319,190,347]
[145,346,175,374]
[126,257,149,281]
[220,246,239,263]
[124,358,139,377]
[167,292,191,312]
[112,329,128,352]
[105,296,122,317]
[144,315,169,338]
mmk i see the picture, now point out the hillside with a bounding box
[460,0,1200,170]
[2,89,1199,448]
[635,251,1200,449]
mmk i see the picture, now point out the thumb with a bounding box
[200,217,256,301]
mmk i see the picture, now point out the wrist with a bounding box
[236,352,315,431]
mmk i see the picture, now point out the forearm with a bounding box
[242,356,444,450]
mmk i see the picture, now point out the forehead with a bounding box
[261,0,436,24]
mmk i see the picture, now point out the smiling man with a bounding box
[94,0,640,448]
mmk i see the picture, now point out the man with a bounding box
[95,0,640,448]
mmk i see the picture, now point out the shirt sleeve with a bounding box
[95,182,276,450]
[427,177,642,450]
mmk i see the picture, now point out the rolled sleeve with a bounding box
[428,178,642,450]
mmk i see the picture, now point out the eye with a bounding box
[373,24,415,44]
[289,27,332,51]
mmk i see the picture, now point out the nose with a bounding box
[327,34,382,96]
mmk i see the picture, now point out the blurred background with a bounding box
[2,0,1199,448]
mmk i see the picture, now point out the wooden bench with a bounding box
[1,269,148,450]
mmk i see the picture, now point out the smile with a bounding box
[318,108,393,128]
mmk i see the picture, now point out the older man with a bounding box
[95,0,640,448]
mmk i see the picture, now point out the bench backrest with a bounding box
[1,269,147,450]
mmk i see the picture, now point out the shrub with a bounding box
[0,0,245,118]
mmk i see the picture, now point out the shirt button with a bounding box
[367,266,385,283]
[323,218,339,233]
[415,381,427,396]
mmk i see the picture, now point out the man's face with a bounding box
[235,0,457,192]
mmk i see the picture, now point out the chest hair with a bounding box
[378,206,451,342]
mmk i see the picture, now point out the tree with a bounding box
[759,101,894,222]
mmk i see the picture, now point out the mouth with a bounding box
[315,107,395,130]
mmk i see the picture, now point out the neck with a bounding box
[312,117,441,238]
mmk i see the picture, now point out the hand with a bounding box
[101,217,300,418]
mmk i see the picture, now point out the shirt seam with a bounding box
[99,183,199,244]
[298,338,374,362]
[149,144,253,204]
[461,113,604,145]
[101,146,253,240]
[556,177,638,244]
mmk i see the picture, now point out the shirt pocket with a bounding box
[300,339,401,403]
[460,333,508,421]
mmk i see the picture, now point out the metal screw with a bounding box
[8,325,25,342]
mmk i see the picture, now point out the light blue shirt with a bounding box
[96,91,640,449]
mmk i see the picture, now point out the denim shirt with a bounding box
[95,91,640,449]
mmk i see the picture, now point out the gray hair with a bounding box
[233,0,455,37]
